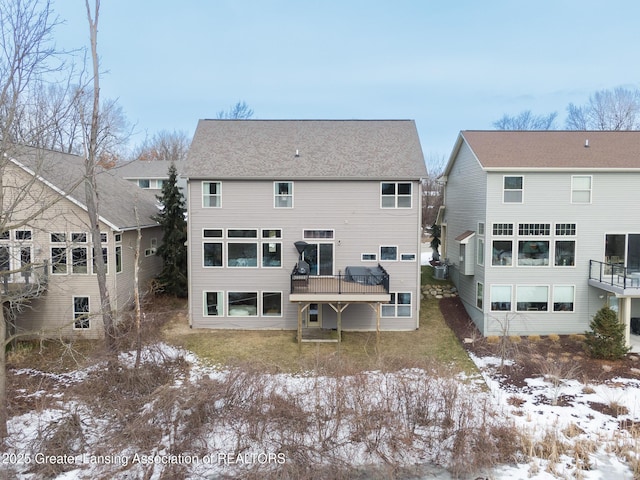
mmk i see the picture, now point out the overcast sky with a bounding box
[53,0,640,167]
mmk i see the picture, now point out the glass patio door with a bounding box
[303,243,334,276]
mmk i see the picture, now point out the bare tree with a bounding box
[133,129,190,162]
[422,153,445,229]
[565,87,640,130]
[216,100,254,119]
[83,0,117,352]
[493,110,558,130]
[0,0,71,440]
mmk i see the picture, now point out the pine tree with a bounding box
[153,163,188,297]
[584,306,630,360]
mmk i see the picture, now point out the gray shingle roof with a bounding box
[185,120,427,180]
[116,159,185,179]
[11,146,159,230]
[459,130,640,170]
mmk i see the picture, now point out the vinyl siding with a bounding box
[481,170,640,335]
[442,141,487,331]
[188,179,422,331]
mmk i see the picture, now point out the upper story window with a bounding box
[571,175,592,203]
[138,179,150,189]
[518,223,550,236]
[492,223,513,236]
[274,182,293,208]
[503,176,523,203]
[203,181,221,208]
[555,223,577,236]
[381,182,412,208]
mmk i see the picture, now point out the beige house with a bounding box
[184,119,427,340]
[2,146,162,339]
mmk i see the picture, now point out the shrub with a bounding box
[547,334,560,343]
[527,335,541,343]
[584,306,631,360]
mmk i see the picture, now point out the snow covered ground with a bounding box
[5,343,640,478]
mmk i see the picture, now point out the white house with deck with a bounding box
[441,130,640,349]
[184,119,427,340]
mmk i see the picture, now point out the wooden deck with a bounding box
[293,276,388,295]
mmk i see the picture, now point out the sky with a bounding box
[51,0,640,168]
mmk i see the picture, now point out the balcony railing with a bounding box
[589,260,640,289]
[1,261,49,297]
[291,264,390,295]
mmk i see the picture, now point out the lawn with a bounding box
[163,267,477,375]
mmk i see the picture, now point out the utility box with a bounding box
[434,265,448,280]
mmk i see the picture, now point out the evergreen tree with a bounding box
[153,163,188,297]
[584,306,630,360]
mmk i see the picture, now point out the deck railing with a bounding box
[291,265,390,295]
[1,260,49,297]
[589,259,640,289]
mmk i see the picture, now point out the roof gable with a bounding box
[459,130,640,170]
[11,146,159,230]
[185,119,427,180]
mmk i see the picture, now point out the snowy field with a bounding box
[4,341,640,479]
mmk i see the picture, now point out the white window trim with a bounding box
[202,181,222,208]
[477,237,485,266]
[50,246,68,275]
[361,253,378,262]
[115,245,122,274]
[203,290,224,317]
[381,291,412,318]
[227,242,259,268]
[553,239,576,267]
[515,284,550,312]
[502,175,524,204]
[71,246,89,275]
[380,245,398,262]
[91,246,109,275]
[554,223,577,236]
[303,229,335,240]
[202,228,224,238]
[571,175,592,204]
[227,291,259,317]
[491,239,513,267]
[274,181,294,208]
[261,241,283,268]
[202,241,224,268]
[380,182,413,209]
[72,296,91,330]
[516,239,550,267]
[476,282,484,310]
[490,284,512,312]
[262,291,283,317]
[400,253,417,262]
[552,284,575,313]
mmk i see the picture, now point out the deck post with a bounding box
[376,302,380,346]
[297,302,302,349]
[337,302,342,342]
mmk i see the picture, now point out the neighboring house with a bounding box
[2,146,162,339]
[441,130,640,347]
[116,159,187,192]
[184,119,427,339]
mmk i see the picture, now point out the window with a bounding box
[553,285,575,312]
[262,292,282,316]
[0,231,9,240]
[138,179,150,189]
[203,229,223,238]
[516,285,548,311]
[203,243,223,267]
[72,247,88,274]
[401,253,416,261]
[572,175,592,203]
[303,243,334,275]
[490,285,512,311]
[478,222,485,235]
[0,246,9,271]
[92,247,108,274]
[73,296,90,329]
[228,292,258,316]
[228,243,258,267]
[274,182,293,208]
[228,229,258,238]
[71,232,87,243]
[115,233,122,243]
[303,229,334,239]
[492,240,512,266]
[51,247,67,274]
[380,246,398,261]
[477,237,484,266]
[382,292,411,317]
[517,240,550,266]
[204,291,223,316]
[381,182,412,208]
[262,242,282,267]
[51,232,66,243]
[503,176,523,203]
[15,229,32,241]
[555,240,575,266]
[518,223,550,236]
[262,229,282,239]
[476,283,483,309]
[492,223,513,236]
[362,253,377,261]
[115,245,122,273]
[556,223,576,236]
[203,181,221,207]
